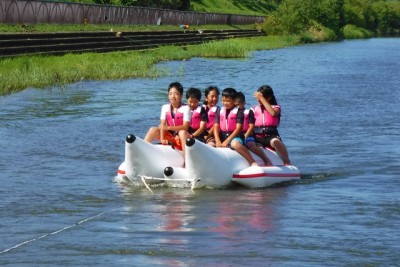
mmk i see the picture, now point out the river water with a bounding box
[1,38,399,266]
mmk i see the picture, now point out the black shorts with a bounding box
[254,134,282,148]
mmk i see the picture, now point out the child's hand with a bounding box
[159,124,169,131]
[160,139,168,145]
[221,140,229,147]
[254,92,263,100]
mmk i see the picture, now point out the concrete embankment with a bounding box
[0,29,263,57]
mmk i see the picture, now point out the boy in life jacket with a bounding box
[235,92,273,166]
[203,85,220,147]
[144,82,190,151]
[185,87,208,143]
[253,85,291,165]
[214,88,258,166]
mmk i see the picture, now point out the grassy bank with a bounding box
[0,23,256,33]
[0,35,299,95]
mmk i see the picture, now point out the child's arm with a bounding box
[245,123,254,139]
[214,123,222,147]
[190,121,207,138]
[245,109,255,139]
[159,119,168,145]
[254,92,281,116]
[213,108,222,147]
[207,125,214,137]
[162,122,189,132]
[190,107,208,138]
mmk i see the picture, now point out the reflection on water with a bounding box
[114,185,287,266]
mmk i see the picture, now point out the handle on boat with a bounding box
[126,134,136,143]
[186,138,195,147]
[164,166,174,176]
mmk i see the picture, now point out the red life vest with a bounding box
[219,107,239,132]
[253,105,280,127]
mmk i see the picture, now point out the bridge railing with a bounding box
[0,0,265,25]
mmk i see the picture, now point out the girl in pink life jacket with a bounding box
[235,92,273,166]
[253,85,291,165]
[186,87,208,143]
[144,82,190,151]
[203,85,220,147]
[214,88,258,167]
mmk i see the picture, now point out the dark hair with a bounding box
[168,82,183,95]
[258,85,277,105]
[203,85,220,105]
[186,87,202,101]
[222,87,237,100]
[235,91,246,104]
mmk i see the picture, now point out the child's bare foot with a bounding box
[251,162,259,167]
[264,160,273,166]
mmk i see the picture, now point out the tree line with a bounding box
[264,0,400,36]
[65,0,400,35]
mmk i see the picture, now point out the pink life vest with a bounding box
[253,105,280,127]
[165,104,186,126]
[219,107,239,132]
[205,106,219,129]
[190,106,203,130]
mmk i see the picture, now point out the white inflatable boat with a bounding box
[116,134,300,189]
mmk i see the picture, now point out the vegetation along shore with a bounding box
[1,0,399,95]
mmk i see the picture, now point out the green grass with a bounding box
[0,35,299,95]
[190,0,277,16]
[0,23,256,33]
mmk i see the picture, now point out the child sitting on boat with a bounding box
[235,92,273,166]
[214,88,258,166]
[144,82,190,151]
[253,85,291,165]
[203,85,220,147]
[185,87,208,143]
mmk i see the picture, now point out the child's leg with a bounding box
[247,141,272,166]
[178,130,188,154]
[231,140,258,166]
[206,136,216,147]
[270,138,291,165]
[144,127,160,142]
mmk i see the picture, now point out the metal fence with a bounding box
[0,0,265,25]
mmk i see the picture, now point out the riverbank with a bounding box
[0,34,299,96]
[0,23,256,33]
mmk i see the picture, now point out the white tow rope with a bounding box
[140,175,153,193]
[0,207,119,255]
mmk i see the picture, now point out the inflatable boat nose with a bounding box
[164,166,174,176]
[126,134,136,143]
[186,138,195,147]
